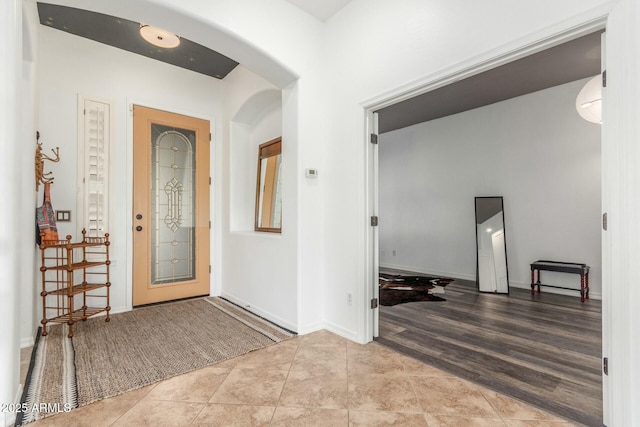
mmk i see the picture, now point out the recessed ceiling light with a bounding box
[139,24,180,49]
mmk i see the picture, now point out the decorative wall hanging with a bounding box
[36,181,58,245]
[35,131,60,191]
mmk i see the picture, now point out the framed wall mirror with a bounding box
[255,137,282,232]
[475,196,509,294]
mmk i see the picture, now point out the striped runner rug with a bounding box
[18,297,294,425]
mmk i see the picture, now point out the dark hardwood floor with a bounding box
[376,272,603,426]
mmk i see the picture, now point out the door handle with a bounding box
[136,226,143,231]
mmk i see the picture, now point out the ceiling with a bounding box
[38,2,600,132]
[284,0,353,22]
[377,31,602,134]
[37,2,239,79]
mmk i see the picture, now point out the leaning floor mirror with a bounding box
[475,196,509,294]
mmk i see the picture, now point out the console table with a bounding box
[530,260,590,303]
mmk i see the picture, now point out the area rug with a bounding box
[379,273,454,306]
[18,297,294,425]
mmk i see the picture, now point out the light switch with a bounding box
[56,210,71,222]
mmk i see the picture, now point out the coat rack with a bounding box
[35,131,60,191]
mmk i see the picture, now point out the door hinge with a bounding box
[603,212,608,231]
[370,133,378,145]
[209,265,211,274]
[603,357,608,375]
[370,216,379,226]
[209,221,211,229]
[209,132,212,141]
[602,70,607,88]
[209,177,212,185]
[371,298,378,309]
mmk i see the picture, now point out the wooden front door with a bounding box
[132,105,210,306]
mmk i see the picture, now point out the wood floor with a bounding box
[376,273,603,427]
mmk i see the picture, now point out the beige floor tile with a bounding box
[411,376,499,418]
[347,343,408,376]
[233,342,298,371]
[270,407,348,426]
[28,396,138,427]
[144,365,231,403]
[111,399,205,426]
[349,410,429,426]
[116,382,158,401]
[192,403,275,426]
[424,413,507,426]
[20,328,584,427]
[394,353,454,377]
[209,368,288,406]
[481,390,562,421]
[503,420,574,426]
[290,345,347,373]
[210,356,243,370]
[297,330,350,348]
[348,373,422,413]
[279,370,348,409]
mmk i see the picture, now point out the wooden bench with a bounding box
[530,260,590,302]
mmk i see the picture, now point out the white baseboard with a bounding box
[296,321,325,336]
[219,292,297,333]
[108,305,132,316]
[2,384,22,426]
[3,409,16,427]
[510,280,602,300]
[20,328,37,349]
[380,263,602,300]
[379,263,475,281]
[323,321,360,343]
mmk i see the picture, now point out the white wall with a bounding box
[378,79,602,297]
[35,25,224,325]
[1,1,22,424]
[219,66,298,330]
[20,3,39,348]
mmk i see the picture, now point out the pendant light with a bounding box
[575,75,602,124]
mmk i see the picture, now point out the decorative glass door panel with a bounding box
[151,126,196,284]
[133,106,210,306]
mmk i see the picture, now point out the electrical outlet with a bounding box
[347,293,352,306]
[56,210,71,222]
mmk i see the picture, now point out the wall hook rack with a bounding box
[35,131,60,191]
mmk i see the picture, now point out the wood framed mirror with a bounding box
[255,137,282,232]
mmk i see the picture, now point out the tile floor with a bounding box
[22,330,577,426]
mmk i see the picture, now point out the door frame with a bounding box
[363,8,610,421]
[124,100,215,309]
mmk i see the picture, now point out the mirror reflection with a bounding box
[475,197,509,294]
[255,137,282,232]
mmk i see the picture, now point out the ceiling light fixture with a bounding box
[575,75,602,124]
[139,24,180,48]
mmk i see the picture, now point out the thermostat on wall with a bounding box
[305,168,318,178]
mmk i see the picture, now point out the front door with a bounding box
[132,105,210,306]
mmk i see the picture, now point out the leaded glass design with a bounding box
[150,125,196,284]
